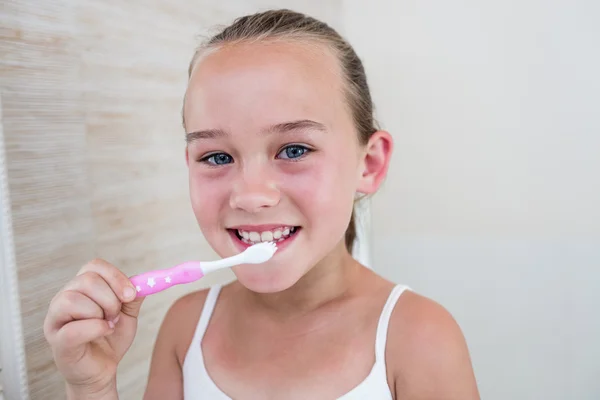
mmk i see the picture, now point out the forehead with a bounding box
[183,40,349,132]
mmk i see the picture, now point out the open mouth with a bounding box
[229,226,301,246]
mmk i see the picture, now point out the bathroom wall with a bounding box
[344,1,600,399]
[0,2,343,398]
[9,1,597,399]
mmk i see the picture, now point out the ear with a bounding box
[356,130,393,194]
[185,146,190,167]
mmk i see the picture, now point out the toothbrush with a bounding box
[129,242,277,297]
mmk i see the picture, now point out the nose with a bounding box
[229,177,280,213]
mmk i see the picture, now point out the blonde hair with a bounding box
[186,9,378,253]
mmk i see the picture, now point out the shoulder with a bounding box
[144,288,213,399]
[386,290,480,399]
[158,287,213,365]
[167,287,212,320]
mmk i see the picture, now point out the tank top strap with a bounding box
[374,284,410,364]
[191,284,223,344]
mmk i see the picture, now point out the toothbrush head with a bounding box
[241,242,278,264]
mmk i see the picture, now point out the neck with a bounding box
[241,241,364,319]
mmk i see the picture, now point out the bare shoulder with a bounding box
[143,288,211,400]
[387,290,480,399]
[165,288,211,324]
[162,288,212,363]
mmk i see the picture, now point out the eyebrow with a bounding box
[185,119,327,144]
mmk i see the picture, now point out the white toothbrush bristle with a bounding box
[242,241,278,264]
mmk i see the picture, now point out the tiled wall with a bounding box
[0,1,343,398]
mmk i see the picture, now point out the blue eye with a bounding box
[201,152,233,165]
[277,145,310,160]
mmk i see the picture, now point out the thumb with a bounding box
[121,294,145,318]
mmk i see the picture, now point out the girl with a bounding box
[44,9,479,400]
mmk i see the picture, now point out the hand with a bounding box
[44,259,145,397]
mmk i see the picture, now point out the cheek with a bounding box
[281,154,357,230]
[189,169,229,228]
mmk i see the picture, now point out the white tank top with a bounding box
[183,284,410,399]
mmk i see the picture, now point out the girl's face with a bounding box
[184,41,387,293]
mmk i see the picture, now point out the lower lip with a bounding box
[228,228,300,253]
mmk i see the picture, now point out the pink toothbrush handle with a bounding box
[129,262,204,297]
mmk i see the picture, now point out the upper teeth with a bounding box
[238,227,296,244]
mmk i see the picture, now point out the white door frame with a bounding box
[0,94,30,400]
[352,198,372,268]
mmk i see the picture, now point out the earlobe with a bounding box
[356,130,393,194]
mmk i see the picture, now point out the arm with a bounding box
[143,290,209,400]
[142,303,185,400]
[389,292,480,400]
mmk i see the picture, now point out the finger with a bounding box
[45,290,104,337]
[64,272,122,322]
[121,294,145,319]
[77,259,138,303]
[54,319,114,358]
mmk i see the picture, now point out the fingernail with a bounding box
[123,286,136,300]
[108,320,115,329]
[112,315,120,325]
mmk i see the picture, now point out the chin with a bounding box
[231,260,307,293]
